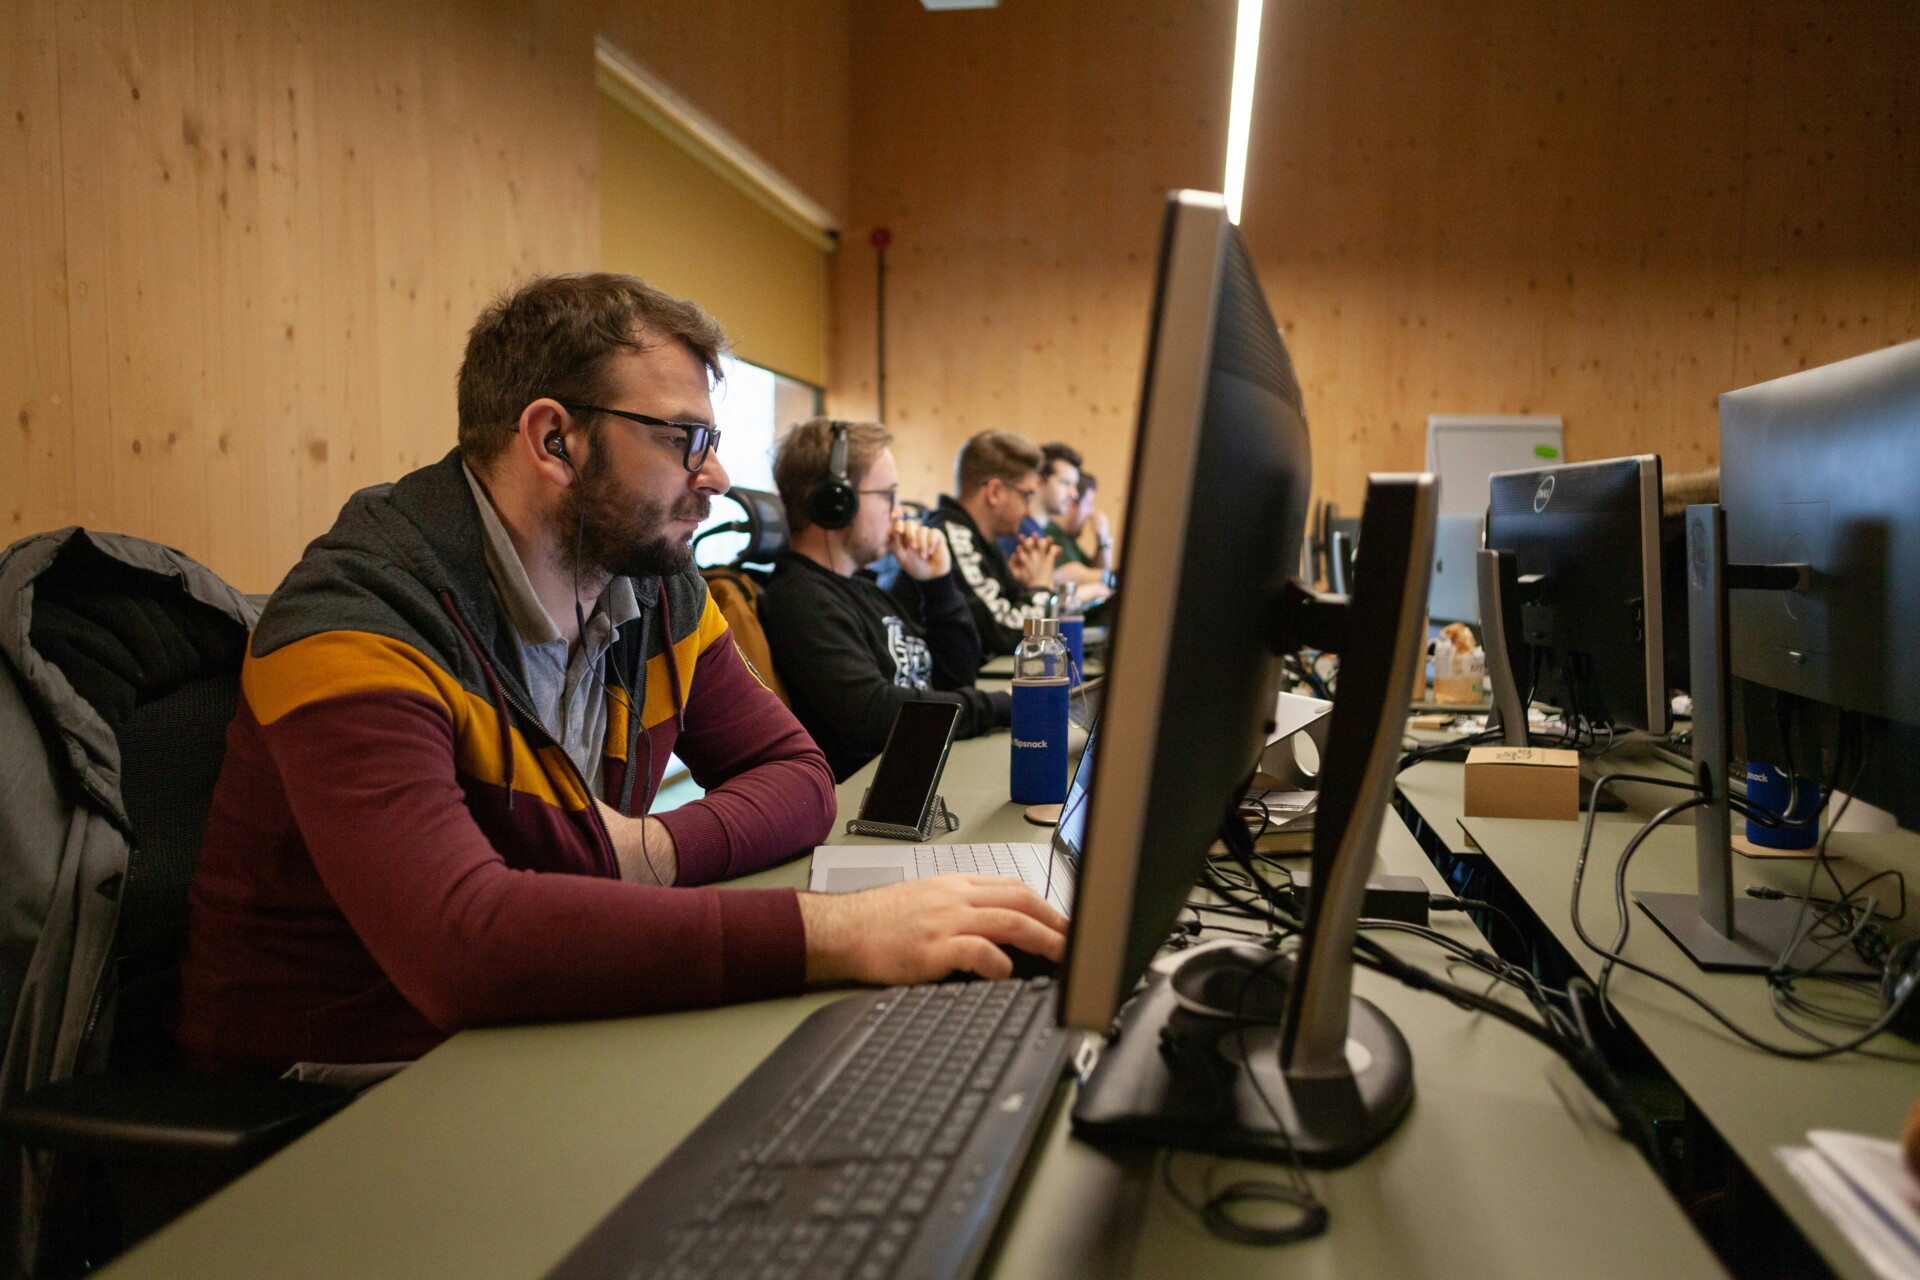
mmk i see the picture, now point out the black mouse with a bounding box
[998,944,1061,981]
[1168,942,1294,1023]
[941,945,1061,984]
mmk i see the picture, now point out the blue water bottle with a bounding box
[1745,762,1820,850]
[1010,618,1070,804]
[1056,585,1086,687]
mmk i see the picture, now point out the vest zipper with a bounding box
[437,590,620,878]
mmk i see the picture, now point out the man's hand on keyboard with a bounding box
[797,875,1068,985]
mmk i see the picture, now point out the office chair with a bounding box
[0,539,352,1277]
[693,488,793,705]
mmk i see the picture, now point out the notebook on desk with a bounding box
[807,722,1098,913]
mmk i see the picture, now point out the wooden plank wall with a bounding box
[829,0,1235,515]
[1246,0,1920,516]
[13,0,1910,589]
[831,0,1920,524]
[2,0,850,595]
[2,0,598,593]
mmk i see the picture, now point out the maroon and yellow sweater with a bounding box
[177,451,836,1073]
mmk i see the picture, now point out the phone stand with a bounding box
[844,793,961,842]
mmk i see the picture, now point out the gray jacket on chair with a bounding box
[0,528,256,1277]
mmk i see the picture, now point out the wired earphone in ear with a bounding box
[526,410,667,882]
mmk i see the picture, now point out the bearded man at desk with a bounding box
[178,274,1066,1075]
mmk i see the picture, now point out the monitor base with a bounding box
[1633,891,1879,976]
[1071,966,1414,1168]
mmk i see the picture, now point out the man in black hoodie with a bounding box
[897,430,1059,657]
[760,419,1012,781]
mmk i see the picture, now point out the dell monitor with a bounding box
[1425,415,1567,623]
[1481,456,1670,740]
[1062,190,1437,1165]
[1635,339,1920,972]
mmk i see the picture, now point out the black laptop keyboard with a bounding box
[550,979,1075,1280]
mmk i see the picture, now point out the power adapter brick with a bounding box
[1284,872,1430,926]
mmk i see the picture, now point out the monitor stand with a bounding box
[1478,549,1625,812]
[1075,475,1434,1166]
[1630,505,1874,977]
[1069,947,1413,1166]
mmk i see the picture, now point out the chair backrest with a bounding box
[700,567,789,707]
[108,673,239,1074]
[20,538,248,1076]
[724,488,790,566]
[692,488,791,571]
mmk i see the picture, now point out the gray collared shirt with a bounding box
[464,463,642,796]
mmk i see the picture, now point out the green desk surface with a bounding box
[1399,741,1920,1280]
[105,733,1722,1280]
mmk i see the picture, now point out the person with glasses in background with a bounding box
[996,440,1076,559]
[895,430,1058,658]
[178,275,1067,1077]
[1046,468,1115,597]
[760,419,1011,781]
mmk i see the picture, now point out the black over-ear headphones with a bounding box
[805,420,859,531]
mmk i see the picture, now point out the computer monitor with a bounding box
[1635,339,1920,972]
[1725,337,1920,827]
[1062,190,1436,1165]
[1482,456,1670,737]
[1425,415,1566,622]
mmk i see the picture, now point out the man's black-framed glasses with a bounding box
[556,401,721,472]
[858,486,898,512]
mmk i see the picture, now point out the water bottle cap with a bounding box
[1024,617,1060,639]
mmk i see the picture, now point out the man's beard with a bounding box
[555,447,710,584]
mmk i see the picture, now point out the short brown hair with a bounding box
[955,430,1043,497]
[456,273,729,469]
[1039,441,1083,480]
[774,418,894,533]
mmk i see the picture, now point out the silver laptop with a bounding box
[807,721,1098,912]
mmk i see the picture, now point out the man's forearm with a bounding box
[660,636,838,883]
[596,801,679,885]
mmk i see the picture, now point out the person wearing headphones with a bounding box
[178,274,1067,1076]
[760,418,1012,782]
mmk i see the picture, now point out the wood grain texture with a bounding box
[833,0,1920,527]
[1244,0,1920,517]
[3,0,599,593]
[830,0,1234,523]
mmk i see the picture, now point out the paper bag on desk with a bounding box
[1463,746,1579,821]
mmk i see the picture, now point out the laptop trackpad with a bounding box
[821,865,908,892]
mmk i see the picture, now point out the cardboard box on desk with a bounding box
[1463,746,1580,821]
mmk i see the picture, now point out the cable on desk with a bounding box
[1566,761,1920,1061]
[1356,918,1582,1045]
[1183,840,1660,1177]
[1157,819,1329,1251]
[1431,894,1530,960]
[1348,932,1664,1172]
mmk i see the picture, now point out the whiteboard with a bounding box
[1425,415,1566,518]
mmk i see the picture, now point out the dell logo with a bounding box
[1533,474,1556,513]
